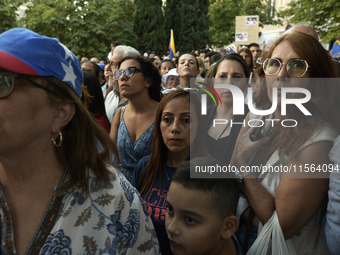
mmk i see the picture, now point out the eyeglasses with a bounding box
[0,72,57,98]
[81,68,96,74]
[162,87,199,95]
[263,58,310,77]
[113,67,144,80]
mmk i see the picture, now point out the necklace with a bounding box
[164,168,171,182]
[217,116,234,140]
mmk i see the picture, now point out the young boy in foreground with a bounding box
[165,156,242,255]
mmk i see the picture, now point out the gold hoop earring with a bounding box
[52,130,63,147]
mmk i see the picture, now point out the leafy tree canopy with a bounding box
[0,0,22,33]
[209,0,282,47]
[278,0,340,42]
[16,0,137,60]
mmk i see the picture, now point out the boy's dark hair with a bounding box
[111,41,120,47]
[248,43,259,48]
[205,52,221,65]
[200,49,210,55]
[172,156,240,219]
[210,53,222,65]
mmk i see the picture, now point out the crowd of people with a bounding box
[0,24,340,255]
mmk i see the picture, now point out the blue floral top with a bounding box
[0,166,160,255]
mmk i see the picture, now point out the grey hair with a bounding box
[113,45,140,58]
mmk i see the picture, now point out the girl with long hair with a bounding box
[131,89,206,255]
[109,56,162,182]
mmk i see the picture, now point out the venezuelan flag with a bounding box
[168,29,176,59]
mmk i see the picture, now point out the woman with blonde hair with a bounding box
[231,32,340,254]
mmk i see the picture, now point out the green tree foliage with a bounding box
[20,0,137,60]
[177,0,210,52]
[209,0,282,47]
[134,0,167,55]
[163,0,181,50]
[209,0,240,47]
[278,0,340,42]
[0,0,22,33]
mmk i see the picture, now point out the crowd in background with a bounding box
[0,24,340,255]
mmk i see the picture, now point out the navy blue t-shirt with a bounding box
[132,156,176,255]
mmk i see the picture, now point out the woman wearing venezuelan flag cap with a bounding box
[0,28,159,254]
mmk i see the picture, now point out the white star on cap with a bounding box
[61,60,77,89]
[59,42,74,61]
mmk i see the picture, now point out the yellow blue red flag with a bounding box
[168,29,176,59]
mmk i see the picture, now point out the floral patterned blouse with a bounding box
[0,166,160,255]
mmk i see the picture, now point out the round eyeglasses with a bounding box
[263,58,310,77]
[113,66,144,80]
[0,72,57,98]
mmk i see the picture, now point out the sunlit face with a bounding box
[249,46,260,60]
[160,97,198,157]
[165,182,226,255]
[177,54,199,78]
[240,51,251,67]
[265,41,310,106]
[166,75,180,88]
[117,59,150,99]
[214,60,247,105]
[161,62,175,76]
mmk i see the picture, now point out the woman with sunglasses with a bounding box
[131,89,207,255]
[0,28,159,254]
[230,32,340,254]
[110,56,162,182]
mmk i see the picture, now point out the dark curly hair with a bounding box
[118,55,162,102]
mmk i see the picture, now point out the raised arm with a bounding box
[231,122,332,239]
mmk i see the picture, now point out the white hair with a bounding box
[113,45,140,58]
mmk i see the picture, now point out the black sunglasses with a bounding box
[114,67,144,80]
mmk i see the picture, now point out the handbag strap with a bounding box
[242,206,256,254]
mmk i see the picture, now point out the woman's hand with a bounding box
[233,126,270,168]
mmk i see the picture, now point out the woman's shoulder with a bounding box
[98,166,143,202]
[301,126,339,149]
[60,166,160,254]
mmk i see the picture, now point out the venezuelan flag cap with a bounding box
[0,28,82,97]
